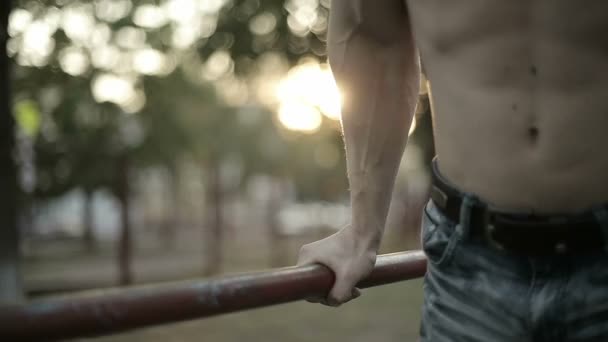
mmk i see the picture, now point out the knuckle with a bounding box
[298,245,312,261]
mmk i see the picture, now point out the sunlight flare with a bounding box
[275,60,342,132]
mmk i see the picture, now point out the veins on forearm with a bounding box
[342,64,413,185]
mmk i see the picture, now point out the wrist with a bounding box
[349,190,391,233]
[346,222,383,253]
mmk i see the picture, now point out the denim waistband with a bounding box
[430,157,608,254]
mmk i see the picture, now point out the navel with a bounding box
[527,126,539,143]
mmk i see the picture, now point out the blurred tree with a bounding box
[31,78,120,249]
[9,0,222,282]
[202,0,330,71]
[7,0,360,283]
[137,72,220,256]
[196,0,341,201]
[0,0,22,303]
[115,153,132,285]
[27,77,138,283]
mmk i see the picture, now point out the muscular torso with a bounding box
[406,0,608,213]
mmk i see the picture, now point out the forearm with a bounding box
[329,2,420,251]
[343,54,419,251]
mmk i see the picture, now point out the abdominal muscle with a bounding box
[429,77,608,214]
[406,0,608,214]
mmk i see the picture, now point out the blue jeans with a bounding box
[420,199,608,342]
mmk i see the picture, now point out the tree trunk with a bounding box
[267,178,286,267]
[203,161,222,276]
[0,0,22,304]
[82,188,96,253]
[160,166,178,250]
[116,155,132,285]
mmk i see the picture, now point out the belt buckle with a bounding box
[483,210,505,251]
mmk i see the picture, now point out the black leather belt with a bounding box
[430,160,607,256]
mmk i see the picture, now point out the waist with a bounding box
[430,97,608,211]
[433,149,608,212]
[430,158,608,256]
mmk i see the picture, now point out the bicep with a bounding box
[328,0,418,100]
[328,0,410,46]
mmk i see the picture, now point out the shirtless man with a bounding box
[297,0,608,340]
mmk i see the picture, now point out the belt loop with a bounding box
[456,194,477,239]
[592,206,608,252]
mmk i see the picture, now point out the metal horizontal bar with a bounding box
[0,250,427,341]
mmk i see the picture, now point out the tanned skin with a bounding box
[298,0,608,305]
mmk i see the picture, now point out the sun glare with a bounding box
[278,100,323,133]
[275,61,342,133]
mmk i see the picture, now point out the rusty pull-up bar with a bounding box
[0,250,426,341]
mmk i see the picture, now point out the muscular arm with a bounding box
[298,1,420,306]
[330,1,420,250]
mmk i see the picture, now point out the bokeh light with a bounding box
[275,60,342,132]
[277,99,323,133]
[92,73,144,113]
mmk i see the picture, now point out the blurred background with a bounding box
[1,0,434,340]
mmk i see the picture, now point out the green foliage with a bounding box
[10,0,346,203]
[14,98,40,137]
[202,0,329,74]
[32,78,123,197]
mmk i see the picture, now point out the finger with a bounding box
[328,279,355,306]
[306,296,322,303]
[325,299,341,307]
[304,293,340,307]
[322,287,361,307]
[322,297,341,307]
